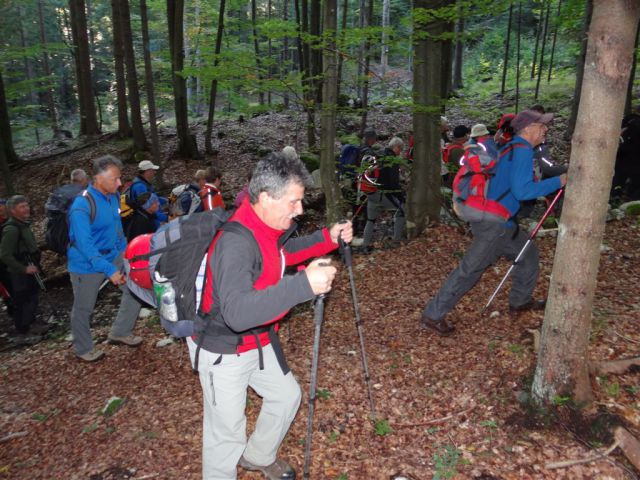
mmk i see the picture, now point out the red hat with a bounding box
[125,234,153,289]
[497,113,516,130]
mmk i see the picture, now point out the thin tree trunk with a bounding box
[534,0,551,100]
[68,0,100,135]
[381,0,390,77]
[267,0,272,106]
[283,0,290,108]
[567,0,593,138]
[319,0,342,223]
[440,1,455,101]
[251,0,265,106]
[547,0,563,82]
[0,71,20,167]
[357,0,366,100]
[501,3,513,95]
[624,21,640,116]
[297,0,316,150]
[336,0,349,98]
[359,0,373,136]
[515,1,522,112]
[531,0,542,80]
[111,0,131,138]
[205,0,226,154]
[310,0,323,104]
[37,0,59,134]
[452,2,464,91]
[140,0,161,172]
[407,0,444,237]
[532,0,640,406]
[0,137,15,195]
[18,5,41,143]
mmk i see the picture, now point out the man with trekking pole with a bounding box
[420,109,567,336]
[187,152,352,480]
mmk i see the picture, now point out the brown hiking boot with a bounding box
[238,456,296,480]
[420,314,455,336]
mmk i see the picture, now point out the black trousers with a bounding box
[9,273,39,334]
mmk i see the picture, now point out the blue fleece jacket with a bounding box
[129,176,168,225]
[67,184,126,277]
[487,136,562,221]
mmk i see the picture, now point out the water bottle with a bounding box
[154,272,178,323]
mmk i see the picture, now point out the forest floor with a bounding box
[1,110,640,479]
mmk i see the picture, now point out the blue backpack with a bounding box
[338,144,361,178]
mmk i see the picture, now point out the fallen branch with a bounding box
[528,328,540,352]
[590,357,640,375]
[615,427,640,471]
[0,431,28,443]
[392,404,475,428]
[16,131,120,167]
[546,440,619,469]
[613,330,640,346]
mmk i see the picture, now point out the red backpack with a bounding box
[356,155,380,194]
[452,142,526,223]
[442,143,465,164]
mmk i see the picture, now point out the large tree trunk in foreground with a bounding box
[532,0,640,406]
[319,0,342,223]
[407,0,444,237]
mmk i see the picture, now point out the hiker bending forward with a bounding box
[420,109,567,336]
[187,152,352,480]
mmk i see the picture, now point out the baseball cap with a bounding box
[511,110,554,133]
[138,160,160,171]
[470,124,489,138]
[363,128,377,139]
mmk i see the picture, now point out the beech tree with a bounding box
[532,0,640,406]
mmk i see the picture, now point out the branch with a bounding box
[546,440,620,469]
[613,330,640,346]
[0,431,28,443]
[392,404,475,428]
[615,427,640,471]
[590,357,640,375]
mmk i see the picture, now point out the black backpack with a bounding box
[45,188,96,255]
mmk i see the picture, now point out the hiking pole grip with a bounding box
[530,187,565,239]
[337,220,353,268]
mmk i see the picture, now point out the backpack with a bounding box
[168,184,201,217]
[338,144,361,178]
[124,209,258,339]
[451,142,525,223]
[442,143,464,164]
[119,179,141,220]
[45,189,96,255]
[356,154,380,194]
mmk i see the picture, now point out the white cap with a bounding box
[138,160,160,171]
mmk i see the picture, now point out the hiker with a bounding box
[360,137,406,253]
[170,171,206,217]
[469,124,498,158]
[45,168,90,212]
[442,125,469,186]
[612,106,640,200]
[360,127,379,158]
[0,199,11,316]
[529,105,568,180]
[234,172,252,208]
[187,152,352,480]
[420,109,567,336]
[128,160,168,224]
[68,155,144,362]
[125,192,160,242]
[0,195,44,339]
[494,113,515,147]
[199,166,225,211]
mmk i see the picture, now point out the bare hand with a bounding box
[110,271,126,285]
[329,221,353,244]
[559,173,567,186]
[25,265,39,275]
[305,258,337,295]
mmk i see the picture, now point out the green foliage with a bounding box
[316,388,332,401]
[300,152,320,172]
[100,396,126,418]
[328,430,339,443]
[432,445,467,479]
[552,395,572,406]
[374,419,393,436]
[336,474,348,480]
[626,204,640,216]
[479,419,498,429]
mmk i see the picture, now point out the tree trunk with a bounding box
[140,0,161,180]
[68,0,100,135]
[111,0,131,138]
[283,0,290,109]
[310,0,323,104]
[452,2,464,91]
[37,0,59,134]
[357,0,366,100]
[440,2,455,101]
[267,0,272,106]
[534,0,551,100]
[205,0,226,154]
[18,5,40,143]
[381,0,390,78]
[336,0,349,98]
[515,1,522,112]
[0,136,15,195]
[567,0,593,138]
[359,0,373,136]
[319,0,342,224]
[167,0,200,159]
[251,0,265,106]
[501,4,513,96]
[547,0,563,82]
[407,0,444,237]
[531,0,542,80]
[532,0,640,407]
[0,71,20,167]
[119,0,147,151]
[297,0,316,150]
[624,21,640,116]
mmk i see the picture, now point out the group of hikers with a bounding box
[0,103,636,480]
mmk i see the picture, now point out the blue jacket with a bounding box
[487,136,562,221]
[129,176,168,224]
[67,184,126,277]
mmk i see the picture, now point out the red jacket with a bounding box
[200,183,224,210]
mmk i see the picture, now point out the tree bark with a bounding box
[37,0,59,134]
[515,1,522,112]
[205,0,227,154]
[336,0,349,98]
[567,0,593,138]
[18,5,41,144]
[297,0,317,150]
[532,0,640,407]
[359,0,373,136]
[111,0,131,138]
[310,0,323,104]
[68,0,100,135]
[381,0,391,77]
[501,3,513,96]
[251,0,266,106]
[534,0,551,100]
[547,0,563,82]
[407,0,445,237]
[0,71,20,168]
[319,0,343,224]
[167,0,200,159]
[452,2,464,91]
[283,0,290,109]
[531,0,542,80]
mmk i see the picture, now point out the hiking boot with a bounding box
[77,348,105,362]
[238,456,296,480]
[509,299,546,313]
[12,333,43,346]
[420,314,455,336]
[29,322,50,335]
[107,334,143,347]
[354,245,373,255]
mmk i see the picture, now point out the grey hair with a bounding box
[7,195,28,211]
[92,155,123,175]
[194,169,207,181]
[248,152,312,204]
[388,137,404,150]
[70,168,89,184]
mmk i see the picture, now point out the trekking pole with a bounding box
[481,187,565,314]
[338,233,377,420]
[303,293,325,480]
[28,262,47,291]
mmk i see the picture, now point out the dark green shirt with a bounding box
[0,218,38,274]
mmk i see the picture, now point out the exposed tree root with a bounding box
[545,440,620,469]
[590,357,640,375]
[615,427,640,471]
[392,404,476,428]
[0,431,28,443]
